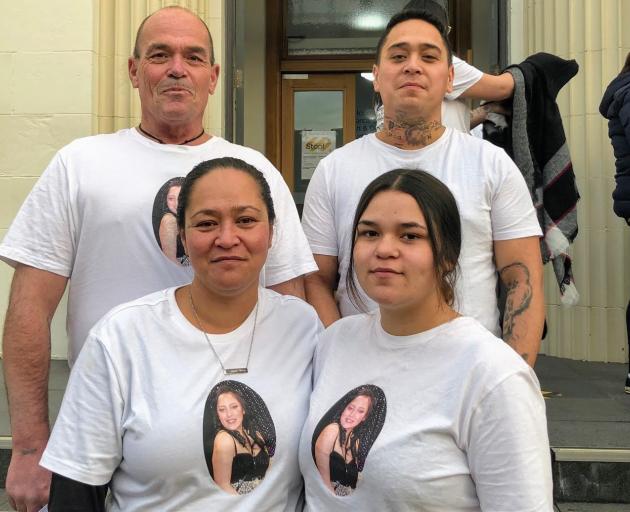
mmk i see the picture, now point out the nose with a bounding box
[215,222,240,248]
[374,234,399,258]
[167,54,187,78]
[403,54,423,74]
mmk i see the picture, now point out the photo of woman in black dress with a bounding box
[151,176,187,264]
[203,381,276,495]
[312,385,386,496]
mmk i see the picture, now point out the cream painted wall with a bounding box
[0,0,96,359]
[0,1,224,360]
[510,0,630,363]
[243,0,266,153]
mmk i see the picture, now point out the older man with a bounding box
[0,7,315,510]
[302,10,544,363]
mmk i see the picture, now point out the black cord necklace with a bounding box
[137,124,205,145]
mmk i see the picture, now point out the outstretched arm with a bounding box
[3,264,67,512]
[461,72,515,101]
[494,237,545,366]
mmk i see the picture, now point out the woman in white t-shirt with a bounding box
[42,157,321,512]
[299,169,553,511]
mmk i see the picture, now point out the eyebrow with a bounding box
[191,205,263,218]
[387,42,442,54]
[358,219,428,230]
[145,43,208,56]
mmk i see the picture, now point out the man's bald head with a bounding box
[133,6,215,64]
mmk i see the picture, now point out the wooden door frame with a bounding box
[265,0,372,170]
[280,74,356,191]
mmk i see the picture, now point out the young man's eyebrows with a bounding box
[387,41,442,52]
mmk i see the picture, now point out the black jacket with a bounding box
[599,71,630,220]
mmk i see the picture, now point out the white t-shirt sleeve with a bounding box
[489,149,542,240]
[446,56,484,100]
[301,159,338,256]
[0,150,75,276]
[257,159,318,286]
[466,372,553,511]
[40,335,124,485]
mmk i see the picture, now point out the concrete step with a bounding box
[552,448,630,503]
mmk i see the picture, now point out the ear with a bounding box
[372,63,380,93]
[128,57,139,89]
[208,64,221,95]
[445,62,454,94]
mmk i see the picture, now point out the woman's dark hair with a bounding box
[375,8,453,65]
[621,51,630,75]
[211,385,267,464]
[337,388,377,468]
[347,169,461,310]
[176,157,276,230]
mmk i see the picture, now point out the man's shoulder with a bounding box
[57,129,135,158]
[444,129,514,167]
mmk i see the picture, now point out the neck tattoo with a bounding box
[138,124,205,145]
[380,114,442,148]
[188,287,258,375]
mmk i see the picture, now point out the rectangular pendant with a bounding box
[225,368,248,375]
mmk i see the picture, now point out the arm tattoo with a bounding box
[499,262,533,343]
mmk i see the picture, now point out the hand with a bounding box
[6,448,51,512]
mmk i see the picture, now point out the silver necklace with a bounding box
[188,287,258,375]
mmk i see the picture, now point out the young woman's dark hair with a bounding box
[375,8,453,65]
[346,169,461,310]
[177,157,276,230]
[621,51,630,75]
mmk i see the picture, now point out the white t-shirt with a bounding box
[301,128,541,336]
[443,56,484,131]
[299,313,553,511]
[375,56,483,132]
[41,287,321,512]
[0,129,317,364]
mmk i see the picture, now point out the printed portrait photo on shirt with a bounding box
[151,177,189,265]
[203,380,276,495]
[311,384,386,496]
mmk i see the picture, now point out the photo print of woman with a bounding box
[203,380,276,495]
[311,384,386,496]
[151,176,188,265]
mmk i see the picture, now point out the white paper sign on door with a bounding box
[301,130,336,180]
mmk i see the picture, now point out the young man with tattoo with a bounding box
[301,9,545,366]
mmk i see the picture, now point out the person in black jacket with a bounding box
[599,51,630,394]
